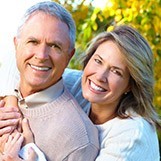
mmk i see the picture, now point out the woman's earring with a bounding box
[124,92,127,95]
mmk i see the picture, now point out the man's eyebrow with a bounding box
[27,37,39,41]
[48,40,63,46]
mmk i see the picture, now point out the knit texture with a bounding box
[19,89,99,161]
[95,116,160,161]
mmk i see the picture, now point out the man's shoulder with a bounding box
[60,88,90,125]
[54,88,99,149]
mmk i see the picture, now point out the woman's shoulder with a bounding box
[98,115,157,138]
[114,116,155,134]
[96,116,160,160]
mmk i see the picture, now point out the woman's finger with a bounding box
[22,118,34,145]
[27,147,38,161]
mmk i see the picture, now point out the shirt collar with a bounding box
[15,79,64,108]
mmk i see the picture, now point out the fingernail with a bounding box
[12,107,19,112]
[23,118,28,122]
[16,113,21,117]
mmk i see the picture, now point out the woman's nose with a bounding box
[95,70,108,83]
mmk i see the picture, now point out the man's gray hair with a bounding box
[16,1,76,50]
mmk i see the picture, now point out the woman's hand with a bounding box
[0,97,21,154]
[0,98,20,136]
[22,118,34,146]
[2,118,37,161]
[3,131,24,160]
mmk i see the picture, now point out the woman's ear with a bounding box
[124,85,131,95]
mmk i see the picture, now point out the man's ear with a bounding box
[69,48,75,60]
[13,37,18,50]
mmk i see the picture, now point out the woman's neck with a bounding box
[89,104,117,125]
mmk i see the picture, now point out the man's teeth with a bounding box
[30,65,50,71]
[90,81,106,92]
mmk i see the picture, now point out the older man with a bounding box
[0,1,99,161]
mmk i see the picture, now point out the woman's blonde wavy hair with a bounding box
[83,25,161,128]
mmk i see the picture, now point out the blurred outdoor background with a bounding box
[0,0,160,158]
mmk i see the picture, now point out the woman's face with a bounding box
[82,40,130,109]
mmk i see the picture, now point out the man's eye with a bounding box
[28,40,38,45]
[51,44,61,50]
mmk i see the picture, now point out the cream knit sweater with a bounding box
[18,88,99,161]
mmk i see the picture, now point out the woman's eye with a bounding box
[112,69,122,76]
[94,59,101,64]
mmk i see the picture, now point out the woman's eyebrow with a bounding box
[95,54,103,60]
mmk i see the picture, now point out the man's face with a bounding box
[14,12,74,97]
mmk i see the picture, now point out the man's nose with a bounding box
[34,45,49,60]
